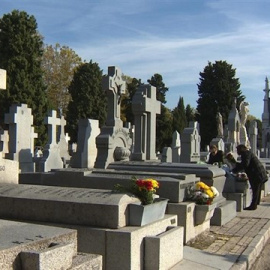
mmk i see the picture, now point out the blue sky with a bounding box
[2,0,270,119]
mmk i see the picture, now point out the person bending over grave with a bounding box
[207,145,224,166]
[224,152,237,170]
[230,144,269,210]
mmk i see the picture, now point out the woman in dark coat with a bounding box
[207,145,224,166]
[231,144,268,210]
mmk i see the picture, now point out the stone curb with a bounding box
[230,220,270,270]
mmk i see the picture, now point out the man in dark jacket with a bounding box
[232,144,269,210]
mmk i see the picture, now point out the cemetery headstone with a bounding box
[131,84,161,161]
[57,115,71,163]
[95,66,131,169]
[0,70,19,183]
[5,104,35,172]
[180,121,201,163]
[172,131,181,162]
[0,129,9,156]
[70,119,99,168]
[161,147,172,162]
[38,110,63,172]
[225,99,241,152]
[210,138,225,152]
[103,66,126,127]
[249,120,258,155]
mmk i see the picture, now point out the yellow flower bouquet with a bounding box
[187,181,219,205]
[114,176,160,205]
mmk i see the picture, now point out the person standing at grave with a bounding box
[207,145,224,166]
[230,144,269,210]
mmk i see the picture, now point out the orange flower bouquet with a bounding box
[114,176,160,205]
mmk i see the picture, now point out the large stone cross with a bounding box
[102,66,126,127]
[59,115,66,142]
[132,84,161,160]
[44,110,61,146]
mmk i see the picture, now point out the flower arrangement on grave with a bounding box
[187,181,219,205]
[114,176,160,205]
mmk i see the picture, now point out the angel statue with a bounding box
[239,101,250,148]
[239,101,250,127]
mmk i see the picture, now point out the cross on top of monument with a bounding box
[107,66,126,97]
[102,66,126,126]
[133,84,161,115]
[44,110,61,145]
[59,115,66,140]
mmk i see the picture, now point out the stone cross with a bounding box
[44,110,61,146]
[102,66,126,127]
[4,104,35,172]
[65,133,70,143]
[58,116,66,142]
[57,115,71,163]
[132,84,161,160]
[39,110,63,172]
[0,69,6,90]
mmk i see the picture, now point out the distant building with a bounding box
[262,77,270,156]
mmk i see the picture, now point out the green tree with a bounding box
[156,105,173,152]
[66,60,107,142]
[121,77,141,124]
[172,96,187,135]
[196,60,245,148]
[0,10,49,145]
[147,73,172,151]
[42,43,82,116]
[147,74,168,104]
[185,104,196,125]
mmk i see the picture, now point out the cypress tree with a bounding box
[172,96,187,135]
[196,60,245,148]
[0,10,49,145]
[66,60,107,142]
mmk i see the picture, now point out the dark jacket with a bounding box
[208,150,224,165]
[232,150,268,184]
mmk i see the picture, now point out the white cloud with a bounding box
[1,0,269,118]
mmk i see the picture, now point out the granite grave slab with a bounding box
[0,184,139,229]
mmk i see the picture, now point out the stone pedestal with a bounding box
[195,203,216,225]
[129,198,168,226]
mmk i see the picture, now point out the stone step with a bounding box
[20,242,75,270]
[211,200,237,226]
[70,253,102,270]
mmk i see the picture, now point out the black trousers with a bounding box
[249,180,263,208]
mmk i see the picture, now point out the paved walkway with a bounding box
[171,194,270,270]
